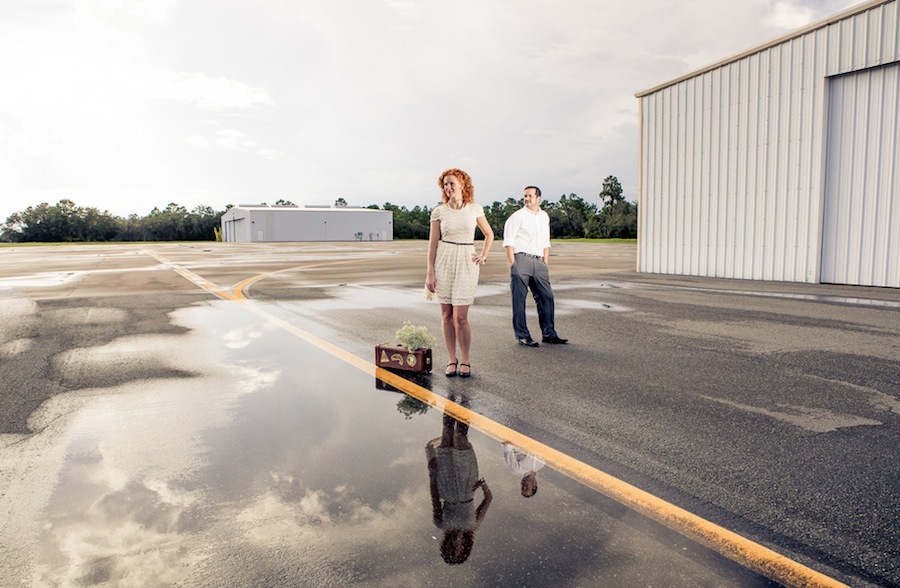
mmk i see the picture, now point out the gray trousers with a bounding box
[510,254,558,340]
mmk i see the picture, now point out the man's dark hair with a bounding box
[524,186,542,197]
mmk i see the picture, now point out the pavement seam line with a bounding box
[151,250,848,588]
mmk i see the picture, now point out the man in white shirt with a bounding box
[502,186,568,346]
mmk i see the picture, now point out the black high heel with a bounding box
[445,361,458,377]
[458,363,471,378]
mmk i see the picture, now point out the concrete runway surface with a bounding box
[0,241,897,587]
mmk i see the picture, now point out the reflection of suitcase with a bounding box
[375,343,432,372]
[375,370,431,392]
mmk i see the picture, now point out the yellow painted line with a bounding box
[146,252,369,302]
[144,251,238,301]
[375,372,846,588]
[148,250,397,301]
[152,250,847,588]
[232,258,364,299]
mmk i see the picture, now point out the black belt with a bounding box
[441,240,473,245]
[516,252,542,259]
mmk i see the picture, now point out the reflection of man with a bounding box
[503,443,545,498]
[503,185,568,347]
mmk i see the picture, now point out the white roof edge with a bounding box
[634,0,891,97]
[229,206,389,212]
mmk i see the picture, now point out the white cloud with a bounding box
[258,147,287,160]
[186,134,210,149]
[157,72,274,113]
[128,0,178,23]
[0,0,868,221]
[72,0,178,23]
[521,128,558,139]
[766,0,818,29]
[215,129,254,150]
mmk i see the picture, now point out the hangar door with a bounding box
[821,62,900,288]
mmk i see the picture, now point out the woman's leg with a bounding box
[454,305,471,375]
[452,418,472,450]
[440,303,457,364]
[440,412,455,447]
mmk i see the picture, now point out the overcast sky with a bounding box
[1,0,863,222]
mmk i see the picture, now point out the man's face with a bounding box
[523,188,541,210]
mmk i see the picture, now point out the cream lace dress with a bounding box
[430,203,485,306]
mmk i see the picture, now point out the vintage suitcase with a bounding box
[375,343,432,373]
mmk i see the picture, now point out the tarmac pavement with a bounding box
[0,241,897,587]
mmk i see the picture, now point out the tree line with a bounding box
[384,176,637,240]
[0,200,225,243]
[0,176,636,243]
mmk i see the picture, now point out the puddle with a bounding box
[559,299,630,312]
[28,302,776,586]
[699,396,883,433]
[0,265,167,290]
[261,283,512,314]
[0,271,80,288]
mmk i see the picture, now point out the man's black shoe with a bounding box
[542,336,568,344]
[517,337,540,347]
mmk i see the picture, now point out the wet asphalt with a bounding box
[0,241,897,587]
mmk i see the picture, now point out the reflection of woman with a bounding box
[425,168,495,378]
[426,411,492,564]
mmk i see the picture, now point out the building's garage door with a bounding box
[822,61,900,288]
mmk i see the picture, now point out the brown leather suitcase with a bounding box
[375,343,433,372]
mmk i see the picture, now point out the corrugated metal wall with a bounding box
[821,62,900,287]
[637,0,900,285]
[221,210,252,243]
[220,208,393,242]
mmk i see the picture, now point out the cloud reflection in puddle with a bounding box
[25,300,775,587]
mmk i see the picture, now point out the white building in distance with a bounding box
[636,0,899,288]
[220,205,393,243]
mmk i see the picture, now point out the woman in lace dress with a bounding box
[425,168,494,378]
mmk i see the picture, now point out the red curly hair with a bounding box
[437,168,475,204]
